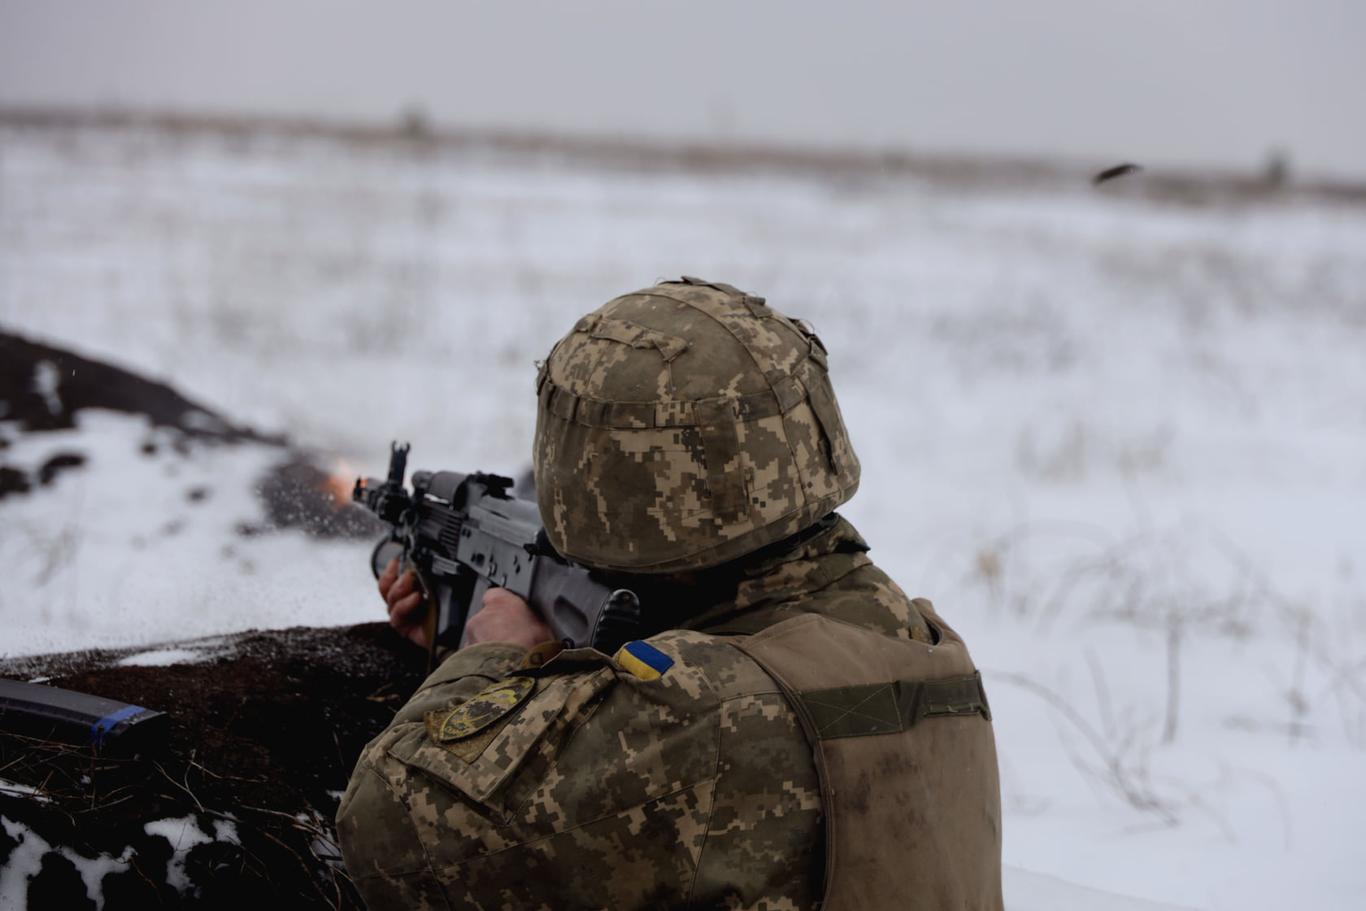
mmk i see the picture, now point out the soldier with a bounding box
[336,278,1003,910]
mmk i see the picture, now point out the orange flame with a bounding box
[320,458,357,506]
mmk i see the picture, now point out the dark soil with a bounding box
[0,465,30,499]
[0,331,280,443]
[0,623,428,908]
[0,328,282,505]
[0,329,381,538]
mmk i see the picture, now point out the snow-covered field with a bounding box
[2,118,1364,909]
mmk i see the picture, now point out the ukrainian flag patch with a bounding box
[614,640,675,681]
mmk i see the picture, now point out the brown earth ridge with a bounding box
[0,623,428,909]
[5,105,1365,207]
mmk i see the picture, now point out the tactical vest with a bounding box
[733,605,1003,910]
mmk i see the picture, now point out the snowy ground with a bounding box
[2,118,1365,909]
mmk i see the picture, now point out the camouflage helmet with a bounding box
[533,277,860,573]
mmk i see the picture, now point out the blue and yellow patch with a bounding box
[614,640,675,681]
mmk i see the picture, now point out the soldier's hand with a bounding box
[464,588,555,650]
[380,556,429,648]
[381,558,553,652]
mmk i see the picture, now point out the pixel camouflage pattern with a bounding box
[336,518,942,910]
[533,278,860,573]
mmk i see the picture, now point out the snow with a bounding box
[0,816,134,911]
[2,119,1365,909]
[29,361,60,417]
[0,410,375,655]
[142,815,214,894]
[1003,866,1196,911]
[114,648,208,667]
[0,813,244,910]
[0,810,1187,911]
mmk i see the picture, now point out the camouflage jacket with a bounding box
[337,516,936,910]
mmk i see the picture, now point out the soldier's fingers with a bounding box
[385,570,416,608]
[481,586,532,615]
[468,587,554,647]
[377,557,400,594]
[388,591,424,627]
[388,590,421,622]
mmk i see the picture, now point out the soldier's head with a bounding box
[533,277,860,575]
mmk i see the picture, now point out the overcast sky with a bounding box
[2,0,1364,180]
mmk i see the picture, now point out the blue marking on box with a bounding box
[89,704,144,744]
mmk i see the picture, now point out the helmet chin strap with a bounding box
[590,512,848,629]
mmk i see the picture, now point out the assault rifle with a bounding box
[353,444,640,659]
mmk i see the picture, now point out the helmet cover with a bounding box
[533,277,859,573]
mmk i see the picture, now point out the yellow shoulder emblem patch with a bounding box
[426,676,535,743]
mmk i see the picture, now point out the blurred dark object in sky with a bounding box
[1092,162,1144,186]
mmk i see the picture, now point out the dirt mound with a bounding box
[0,331,279,443]
[0,330,382,537]
[0,623,428,908]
